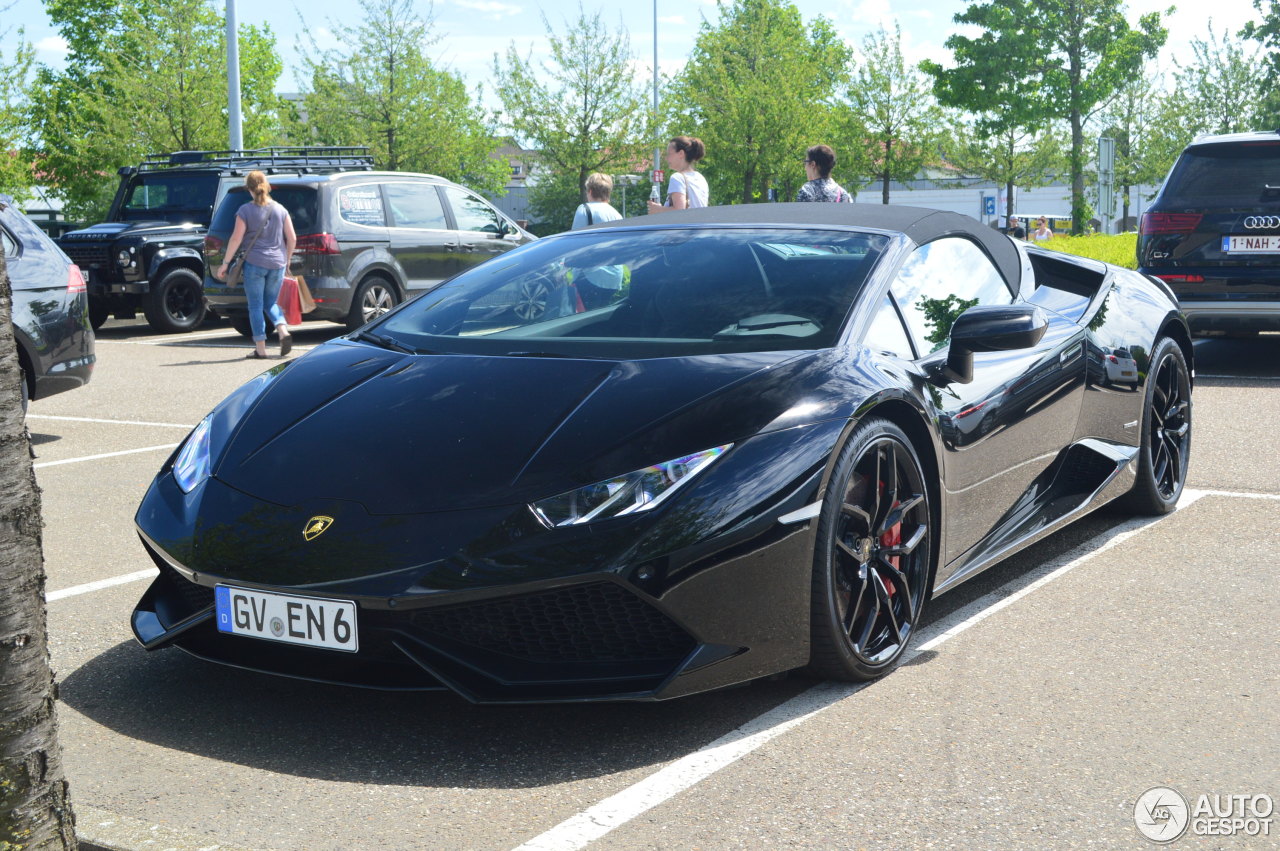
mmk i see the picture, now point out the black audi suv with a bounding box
[1138,129,1280,336]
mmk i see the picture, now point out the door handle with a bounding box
[1059,342,1082,364]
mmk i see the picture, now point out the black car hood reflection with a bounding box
[215,340,803,514]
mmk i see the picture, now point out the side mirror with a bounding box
[937,304,1048,384]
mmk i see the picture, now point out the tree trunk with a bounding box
[0,254,76,849]
[742,167,755,206]
[881,139,892,204]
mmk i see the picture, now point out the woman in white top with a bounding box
[1032,217,1054,241]
[647,136,709,213]
[571,172,624,230]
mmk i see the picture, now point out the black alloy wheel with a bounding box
[809,418,932,682]
[142,267,206,333]
[1117,337,1191,514]
[347,277,398,331]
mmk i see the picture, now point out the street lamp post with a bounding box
[652,0,661,203]
[226,0,243,151]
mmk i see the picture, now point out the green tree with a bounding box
[842,24,945,204]
[1095,67,1167,224]
[928,0,1166,234]
[944,122,1066,222]
[668,0,850,204]
[494,5,651,218]
[1173,25,1268,135]
[1241,0,1280,125]
[30,0,282,222]
[1140,27,1271,196]
[296,0,508,195]
[0,26,35,201]
[0,250,76,849]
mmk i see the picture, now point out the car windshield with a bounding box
[372,227,888,358]
[119,174,221,224]
[1162,142,1280,207]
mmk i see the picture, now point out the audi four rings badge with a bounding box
[1243,216,1280,229]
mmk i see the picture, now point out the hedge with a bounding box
[1035,232,1138,270]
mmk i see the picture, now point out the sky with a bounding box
[0,0,1262,114]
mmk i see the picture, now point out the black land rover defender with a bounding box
[56,147,373,333]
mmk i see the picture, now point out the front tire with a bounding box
[142,267,206,333]
[1115,337,1191,514]
[346,276,399,331]
[808,418,933,682]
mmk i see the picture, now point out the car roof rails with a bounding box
[137,146,375,175]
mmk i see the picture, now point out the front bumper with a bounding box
[130,421,838,702]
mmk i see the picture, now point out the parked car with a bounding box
[1102,346,1140,386]
[1,196,95,412]
[131,203,1192,703]
[56,147,373,333]
[1138,129,1280,336]
[202,172,535,335]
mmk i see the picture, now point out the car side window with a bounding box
[890,237,1012,355]
[863,294,916,359]
[338,185,387,227]
[384,183,448,229]
[0,227,15,258]
[442,186,505,233]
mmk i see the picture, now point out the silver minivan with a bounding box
[202,171,534,335]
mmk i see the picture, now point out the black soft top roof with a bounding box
[608,201,1022,290]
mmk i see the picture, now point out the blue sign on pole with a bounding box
[983,196,996,216]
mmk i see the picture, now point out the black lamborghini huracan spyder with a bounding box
[132,204,1192,702]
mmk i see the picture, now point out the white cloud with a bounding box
[34,35,69,58]
[449,0,522,20]
[657,15,688,26]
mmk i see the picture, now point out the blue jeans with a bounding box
[243,261,286,342]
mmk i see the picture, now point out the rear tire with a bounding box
[345,276,399,332]
[142,267,206,333]
[1115,337,1191,515]
[88,296,110,330]
[807,418,933,682]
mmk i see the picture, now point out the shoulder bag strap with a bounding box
[586,204,594,226]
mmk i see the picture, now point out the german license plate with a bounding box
[1222,235,1280,253]
[214,586,358,652]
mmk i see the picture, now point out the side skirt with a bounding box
[933,438,1138,597]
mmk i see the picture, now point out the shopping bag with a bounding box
[278,276,303,325]
[295,274,317,314]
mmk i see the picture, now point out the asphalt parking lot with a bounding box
[25,319,1280,850]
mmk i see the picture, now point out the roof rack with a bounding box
[136,146,375,174]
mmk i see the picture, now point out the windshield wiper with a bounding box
[351,330,422,354]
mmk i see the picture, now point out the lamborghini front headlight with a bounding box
[530,444,731,527]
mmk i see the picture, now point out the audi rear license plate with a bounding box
[214,586,358,652]
[1222,235,1280,253]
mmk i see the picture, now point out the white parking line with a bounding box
[33,444,180,469]
[46,569,157,602]
[27,414,195,429]
[512,491,1220,851]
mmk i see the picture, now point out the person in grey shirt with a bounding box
[217,170,297,358]
[797,145,853,203]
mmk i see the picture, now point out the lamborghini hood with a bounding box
[213,341,804,514]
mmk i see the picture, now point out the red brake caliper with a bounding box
[879,484,902,597]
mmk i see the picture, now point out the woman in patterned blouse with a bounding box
[797,145,853,203]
